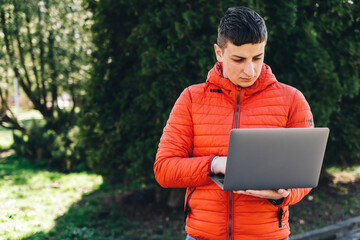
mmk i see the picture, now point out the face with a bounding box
[214,41,266,88]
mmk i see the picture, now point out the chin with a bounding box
[238,82,255,88]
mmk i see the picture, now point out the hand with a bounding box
[233,189,290,200]
[212,156,227,175]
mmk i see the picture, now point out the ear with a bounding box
[214,44,223,62]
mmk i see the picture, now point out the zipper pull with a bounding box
[278,207,284,228]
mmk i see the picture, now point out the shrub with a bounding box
[79,0,360,186]
[12,117,86,172]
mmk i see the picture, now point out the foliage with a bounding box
[0,0,91,125]
[327,95,360,166]
[80,0,360,185]
[79,0,230,186]
[262,0,360,166]
[12,116,87,172]
[0,0,92,169]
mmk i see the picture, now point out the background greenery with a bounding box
[0,0,91,172]
[80,0,360,185]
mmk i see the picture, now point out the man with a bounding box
[154,7,313,240]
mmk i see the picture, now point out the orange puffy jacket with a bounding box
[154,63,313,240]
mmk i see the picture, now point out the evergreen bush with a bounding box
[80,0,360,186]
[12,116,86,172]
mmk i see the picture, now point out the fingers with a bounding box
[233,190,247,195]
[232,189,290,200]
[232,189,268,196]
[277,189,290,198]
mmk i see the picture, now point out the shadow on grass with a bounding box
[0,152,186,240]
[0,153,62,186]
[21,184,186,240]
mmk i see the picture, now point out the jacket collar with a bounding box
[206,62,277,95]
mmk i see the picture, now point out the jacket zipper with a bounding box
[229,90,241,240]
[234,90,240,129]
[184,187,196,222]
[278,207,284,228]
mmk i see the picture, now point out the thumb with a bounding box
[277,189,289,197]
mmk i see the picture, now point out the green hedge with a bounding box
[79,0,360,186]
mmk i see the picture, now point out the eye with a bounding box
[253,57,262,61]
[233,59,244,63]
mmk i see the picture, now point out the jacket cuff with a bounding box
[207,154,216,174]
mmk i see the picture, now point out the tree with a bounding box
[0,0,92,170]
[80,0,360,187]
[79,0,231,186]
[0,0,91,126]
[0,81,24,131]
[262,0,360,166]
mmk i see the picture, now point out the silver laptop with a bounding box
[209,128,329,190]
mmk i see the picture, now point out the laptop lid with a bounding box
[217,128,329,191]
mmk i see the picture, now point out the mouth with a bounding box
[240,78,253,82]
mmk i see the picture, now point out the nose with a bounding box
[243,61,255,78]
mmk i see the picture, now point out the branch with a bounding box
[0,88,25,132]
[14,8,33,91]
[1,8,50,120]
[25,10,41,96]
[70,82,76,114]
[37,3,47,106]
[47,30,59,113]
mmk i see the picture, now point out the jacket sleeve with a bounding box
[281,89,314,206]
[286,90,314,128]
[154,88,214,188]
[281,188,312,207]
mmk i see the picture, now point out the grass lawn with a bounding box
[0,152,184,240]
[0,152,103,240]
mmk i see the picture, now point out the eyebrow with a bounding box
[231,53,264,59]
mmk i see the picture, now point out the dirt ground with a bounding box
[289,171,360,234]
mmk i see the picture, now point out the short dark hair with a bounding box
[217,7,267,49]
